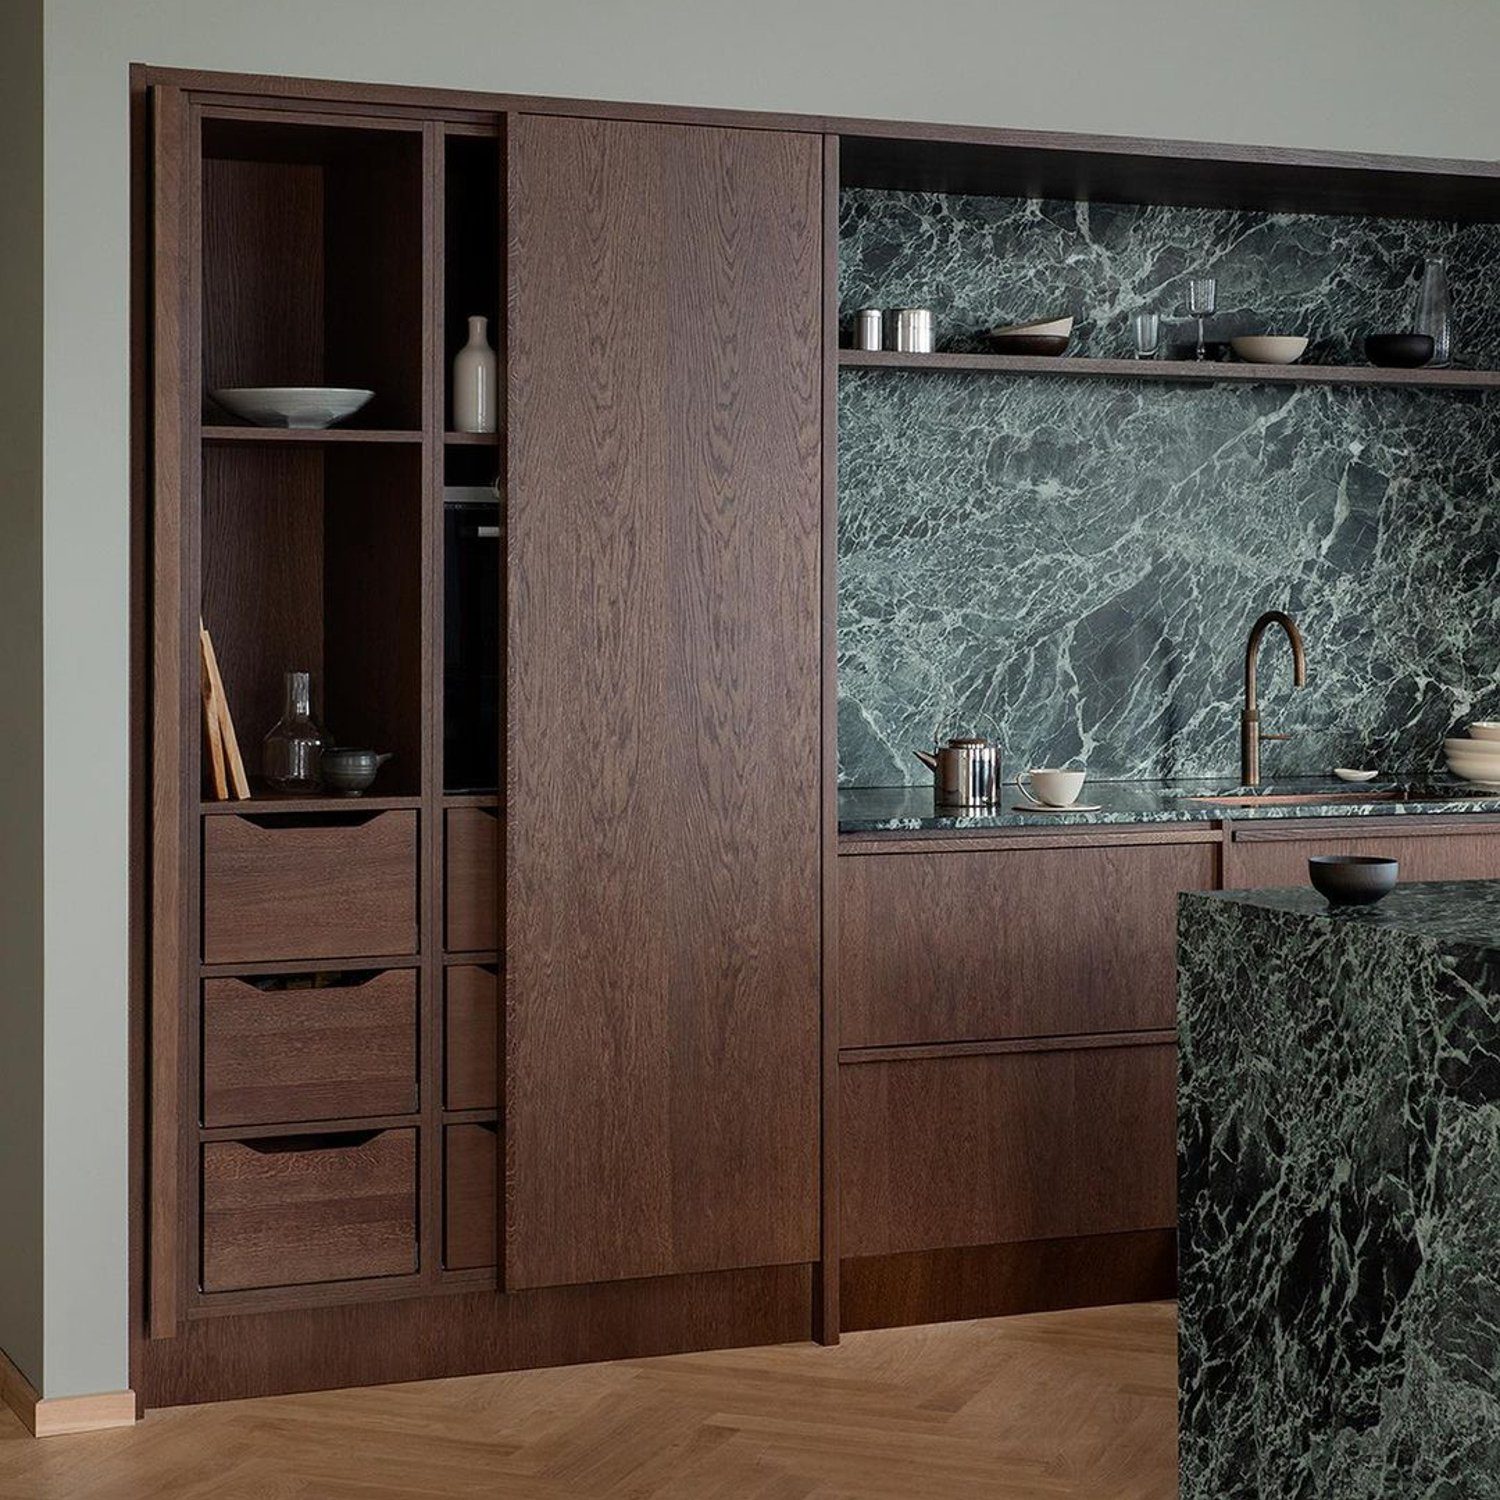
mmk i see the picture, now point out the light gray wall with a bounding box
[1,0,46,1395]
[37,0,1500,1396]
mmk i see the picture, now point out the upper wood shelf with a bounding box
[837,350,1500,390]
[444,431,501,445]
[202,793,423,815]
[202,426,424,444]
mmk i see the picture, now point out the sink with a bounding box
[1185,789,1406,807]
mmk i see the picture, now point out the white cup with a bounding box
[1016,767,1087,807]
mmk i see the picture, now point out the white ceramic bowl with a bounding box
[1444,737,1500,759]
[213,387,375,429]
[1469,722,1500,741]
[1230,335,1309,365]
[991,315,1074,338]
[1332,768,1379,782]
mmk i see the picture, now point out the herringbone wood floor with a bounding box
[0,1302,1176,1500]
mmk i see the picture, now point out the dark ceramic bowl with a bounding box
[987,333,1070,357]
[1364,333,1434,369]
[1308,854,1399,906]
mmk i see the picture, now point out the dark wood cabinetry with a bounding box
[504,114,824,1290]
[1225,817,1500,886]
[840,837,1216,1047]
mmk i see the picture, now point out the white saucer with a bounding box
[1012,799,1102,813]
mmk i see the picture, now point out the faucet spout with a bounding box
[1241,610,1307,785]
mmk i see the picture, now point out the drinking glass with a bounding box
[1188,276,1217,361]
[1132,311,1160,359]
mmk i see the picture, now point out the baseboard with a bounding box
[840,1228,1178,1332]
[1,1345,136,1437]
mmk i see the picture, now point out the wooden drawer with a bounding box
[1226,818,1500,888]
[445,965,498,1110]
[839,840,1216,1047]
[203,812,418,964]
[202,970,419,1127]
[201,1129,418,1292]
[444,1122,498,1269]
[445,808,499,952]
[840,1041,1177,1257]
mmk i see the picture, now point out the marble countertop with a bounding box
[838,777,1500,834]
[1194,879,1500,953]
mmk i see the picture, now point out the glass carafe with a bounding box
[263,670,327,791]
[1413,255,1451,367]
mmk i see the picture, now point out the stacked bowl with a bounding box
[1444,724,1500,790]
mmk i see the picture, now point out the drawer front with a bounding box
[840,1043,1177,1257]
[1227,822,1500,888]
[839,841,1216,1047]
[445,808,499,952]
[203,812,419,964]
[445,965,498,1110]
[202,970,419,1127]
[202,1129,417,1291]
[444,1123,498,1269]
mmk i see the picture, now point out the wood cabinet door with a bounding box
[1226,819,1500,887]
[840,839,1218,1047]
[506,115,823,1288]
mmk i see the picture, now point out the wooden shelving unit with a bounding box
[838,348,1500,389]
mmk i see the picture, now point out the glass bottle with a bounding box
[263,670,327,792]
[1413,256,1451,367]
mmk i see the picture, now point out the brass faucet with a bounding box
[1241,610,1307,786]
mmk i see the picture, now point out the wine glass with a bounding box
[1188,276,1217,361]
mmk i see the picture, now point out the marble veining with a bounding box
[839,189,1500,786]
[1178,884,1500,1497]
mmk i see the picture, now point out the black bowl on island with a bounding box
[1364,333,1434,369]
[1308,854,1399,906]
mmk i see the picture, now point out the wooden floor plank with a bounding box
[0,1304,1176,1499]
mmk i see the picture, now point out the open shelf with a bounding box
[443,431,500,446]
[200,442,425,797]
[200,113,425,431]
[203,426,424,444]
[838,349,1500,389]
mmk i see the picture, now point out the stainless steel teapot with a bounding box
[913,734,1003,807]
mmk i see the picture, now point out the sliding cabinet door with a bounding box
[506,115,824,1288]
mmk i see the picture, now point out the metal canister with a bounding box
[854,308,883,351]
[892,308,935,353]
[914,736,1003,806]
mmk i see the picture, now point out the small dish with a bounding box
[1012,799,1103,813]
[987,333,1071,357]
[991,315,1074,339]
[1332,768,1379,782]
[1468,722,1500,741]
[1308,854,1398,906]
[1364,333,1433,369]
[1230,335,1309,365]
[213,387,375,429]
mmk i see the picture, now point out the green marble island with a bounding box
[1178,882,1500,1498]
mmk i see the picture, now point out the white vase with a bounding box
[452,315,497,433]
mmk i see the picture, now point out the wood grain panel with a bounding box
[202,971,418,1127]
[506,115,823,1287]
[444,807,498,952]
[840,1044,1177,1258]
[841,1230,1177,1332]
[202,811,418,963]
[1226,819,1500,886]
[201,1130,417,1291]
[839,841,1216,1047]
[444,964,497,1109]
[444,1122,498,1269]
[142,1263,812,1406]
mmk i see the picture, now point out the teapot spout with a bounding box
[376,752,395,767]
[912,749,938,772]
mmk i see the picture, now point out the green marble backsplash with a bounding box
[838,189,1500,785]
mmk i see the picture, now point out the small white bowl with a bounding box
[1332,768,1379,782]
[1230,335,1309,365]
[1469,722,1500,741]
[991,315,1074,338]
[213,386,375,429]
